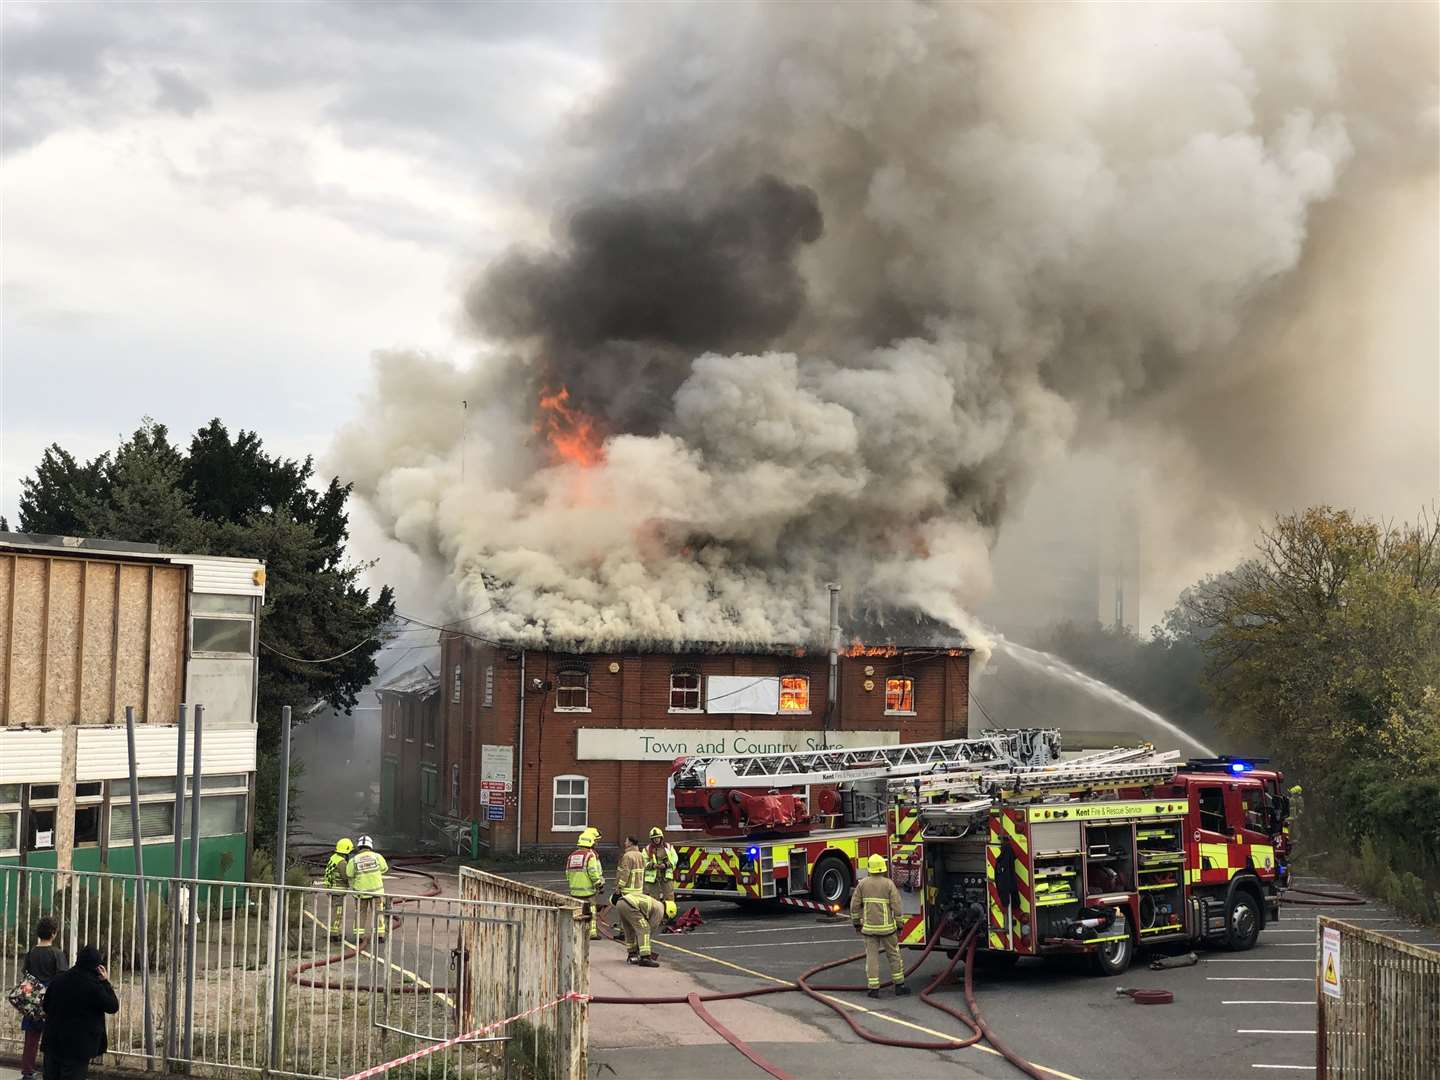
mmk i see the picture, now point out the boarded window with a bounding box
[669,671,701,711]
[552,775,588,830]
[420,767,439,806]
[483,666,494,707]
[779,675,810,713]
[452,665,462,704]
[555,669,589,711]
[885,677,915,714]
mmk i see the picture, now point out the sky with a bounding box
[3,1,1436,634]
[0,0,607,591]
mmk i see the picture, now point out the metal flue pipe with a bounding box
[826,583,841,735]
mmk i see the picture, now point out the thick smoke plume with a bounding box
[336,2,1437,653]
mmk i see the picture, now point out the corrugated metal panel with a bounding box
[76,725,256,781]
[0,730,64,783]
[170,555,266,598]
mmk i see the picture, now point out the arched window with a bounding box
[555,668,590,711]
[669,671,702,712]
[553,775,588,831]
[885,676,915,715]
[779,675,810,713]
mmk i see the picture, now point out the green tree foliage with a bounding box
[16,418,396,841]
[1183,506,1440,919]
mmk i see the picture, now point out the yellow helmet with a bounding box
[867,854,888,874]
[335,838,354,855]
[648,826,665,842]
[577,827,599,848]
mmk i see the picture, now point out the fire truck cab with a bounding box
[890,762,1289,974]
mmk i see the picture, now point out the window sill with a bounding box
[551,825,587,833]
[883,711,917,717]
[553,707,592,714]
[778,710,813,716]
[667,708,703,715]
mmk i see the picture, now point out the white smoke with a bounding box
[334,2,1437,652]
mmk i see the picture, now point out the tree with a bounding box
[15,418,396,786]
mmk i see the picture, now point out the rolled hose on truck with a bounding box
[590,917,1052,1080]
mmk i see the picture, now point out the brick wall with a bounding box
[437,635,970,854]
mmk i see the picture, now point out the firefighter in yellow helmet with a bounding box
[611,837,661,966]
[565,827,606,940]
[643,826,679,925]
[323,838,354,936]
[346,835,389,940]
[850,854,908,998]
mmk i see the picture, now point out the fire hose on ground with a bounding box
[1279,884,1367,906]
[588,916,1053,1080]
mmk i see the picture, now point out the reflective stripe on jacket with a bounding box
[323,853,348,889]
[643,843,677,884]
[617,849,647,895]
[565,848,604,898]
[347,850,389,895]
[850,874,901,935]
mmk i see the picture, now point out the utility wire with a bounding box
[259,637,377,664]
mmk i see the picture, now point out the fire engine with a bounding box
[669,729,1064,911]
[671,730,1293,973]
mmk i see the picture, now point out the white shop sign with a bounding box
[577,728,901,762]
[480,744,514,789]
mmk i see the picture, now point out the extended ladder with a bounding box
[671,728,1063,789]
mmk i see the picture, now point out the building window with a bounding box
[555,668,590,712]
[191,594,256,657]
[424,710,437,747]
[779,675,810,713]
[884,677,915,714]
[483,665,494,707]
[388,711,398,739]
[0,785,19,855]
[420,767,439,806]
[109,802,175,844]
[669,671,701,712]
[450,764,461,813]
[452,665,462,704]
[404,710,417,742]
[552,775,588,831]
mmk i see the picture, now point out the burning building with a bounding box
[422,629,970,855]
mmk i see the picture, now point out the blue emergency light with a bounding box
[1229,761,1250,774]
[747,846,760,859]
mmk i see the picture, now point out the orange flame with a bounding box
[844,638,899,657]
[535,386,604,467]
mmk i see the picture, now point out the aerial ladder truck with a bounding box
[670,730,1293,973]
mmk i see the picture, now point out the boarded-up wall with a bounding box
[0,554,187,727]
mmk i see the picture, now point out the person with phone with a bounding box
[38,945,118,1080]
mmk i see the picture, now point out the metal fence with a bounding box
[2,864,579,1080]
[1316,916,1440,1078]
[457,867,587,1080]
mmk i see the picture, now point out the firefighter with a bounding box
[616,835,647,897]
[566,827,605,940]
[643,826,679,925]
[323,837,354,936]
[850,854,909,998]
[346,835,390,941]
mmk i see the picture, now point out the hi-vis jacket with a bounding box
[617,849,647,895]
[850,874,902,936]
[565,848,604,898]
[323,853,348,890]
[644,843,678,886]
[346,850,389,895]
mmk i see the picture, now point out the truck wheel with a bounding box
[1226,888,1262,951]
[1091,914,1133,976]
[811,856,852,906]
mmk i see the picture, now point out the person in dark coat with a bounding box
[18,916,68,1080]
[39,945,118,1080]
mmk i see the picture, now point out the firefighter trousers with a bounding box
[572,897,601,940]
[617,897,658,957]
[863,932,904,988]
[326,890,346,933]
[353,893,386,938]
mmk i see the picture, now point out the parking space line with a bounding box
[733,925,854,935]
[1250,1066,1314,1071]
[1223,1001,1311,1005]
[1238,1029,1315,1035]
[695,939,861,951]
[652,936,1086,1080]
[1208,977,1312,982]
[1207,959,1313,964]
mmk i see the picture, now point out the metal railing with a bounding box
[1316,916,1440,1078]
[1,864,575,1080]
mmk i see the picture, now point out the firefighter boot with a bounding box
[626,952,640,964]
[866,989,881,999]
[637,955,659,968]
[894,983,912,997]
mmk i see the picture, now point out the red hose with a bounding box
[961,933,1053,1079]
[686,992,797,1080]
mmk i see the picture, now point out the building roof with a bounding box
[0,532,266,597]
[376,663,441,699]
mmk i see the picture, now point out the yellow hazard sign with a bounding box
[1322,926,1342,999]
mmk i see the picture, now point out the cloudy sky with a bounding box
[1,1,606,531]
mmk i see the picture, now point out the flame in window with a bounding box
[779,675,810,712]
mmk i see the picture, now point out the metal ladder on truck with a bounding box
[671,727,1066,791]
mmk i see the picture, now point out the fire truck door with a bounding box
[1192,783,1234,885]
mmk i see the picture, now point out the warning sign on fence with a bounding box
[1322,925,1342,999]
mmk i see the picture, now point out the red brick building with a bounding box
[434,635,972,855]
[376,664,443,840]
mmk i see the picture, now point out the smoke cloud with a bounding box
[336,2,1438,654]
